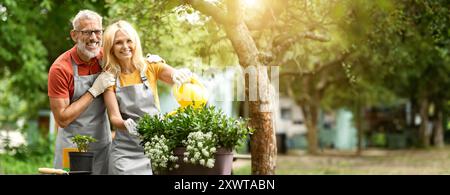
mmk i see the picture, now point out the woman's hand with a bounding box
[124,118,138,136]
[171,68,193,86]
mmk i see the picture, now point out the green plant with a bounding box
[137,104,253,173]
[182,131,217,168]
[0,133,54,174]
[143,135,179,173]
[70,135,97,152]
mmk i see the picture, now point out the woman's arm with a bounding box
[103,88,126,130]
[157,63,175,85]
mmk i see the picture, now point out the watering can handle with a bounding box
[173,75,206,95]
[189,76,206,90]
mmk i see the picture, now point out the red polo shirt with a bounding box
[48,46,103,99]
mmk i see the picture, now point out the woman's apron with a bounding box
[54,58,111,175]
[109,69,159,175]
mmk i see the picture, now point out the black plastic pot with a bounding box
[69,152,94,173]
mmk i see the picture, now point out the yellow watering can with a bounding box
[172,76,209,108]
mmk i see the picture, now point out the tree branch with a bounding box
[225,0,243,24]
[265,31,331,66]
[314,51,351,76]
[184,0,228,25]
[245,0,288,31]
[303,31,330,42]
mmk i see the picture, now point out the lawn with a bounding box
[232,147,450,175]
[0,154,53,175]
[4,146,450,175]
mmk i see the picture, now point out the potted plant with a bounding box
[137,104,253,175]
[69,134,97,173]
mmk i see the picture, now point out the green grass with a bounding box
[233,165,251,175]
[0,135,54,175]
[232,147,450,175]
[0,154,53,174]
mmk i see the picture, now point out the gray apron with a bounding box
[53,58,111,175]
[109,69,159,175]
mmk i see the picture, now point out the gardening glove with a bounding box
[88,72,115,98]
[145,54,166,64]
[124,118,139,136]
[171,68,193,87]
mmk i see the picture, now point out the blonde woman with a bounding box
[102,20,192,174]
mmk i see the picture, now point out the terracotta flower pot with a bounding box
[164,147,233,175]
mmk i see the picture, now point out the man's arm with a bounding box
[50,92,94,128]
[50,71,115,128]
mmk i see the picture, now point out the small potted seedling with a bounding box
[69,135,97,174]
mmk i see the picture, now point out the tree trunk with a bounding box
[224,22,276,175]
[418,98,430,147]
[188,0,276,175]
[409,97,417,128]
[433,108,444,148]
[308,104,319,154]
[356,102,364,156]
[300,101,319,155]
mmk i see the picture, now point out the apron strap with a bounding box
[115,68,150,91]
[99,59,104,68]
[70,57,79,77]
[140,70,150,89]
[115,75,121,92]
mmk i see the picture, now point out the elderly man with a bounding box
[48,10,114,174]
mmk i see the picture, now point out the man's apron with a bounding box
[53,58,111,175]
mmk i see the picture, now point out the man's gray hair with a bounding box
[72,10,102,30]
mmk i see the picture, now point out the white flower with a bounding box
[197,142,203,148]
[202,149,209,157]
[206,159,215,168]
[199,159,205,166]
[142,134,180,171]
[194,152,200,159]
[210,147,216,153]
[159,162,166,168]
[183,157,188,162]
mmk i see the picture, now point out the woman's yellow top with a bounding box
[111,62,163,110]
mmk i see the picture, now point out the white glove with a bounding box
[146,54,165,64]
[171,68,192,86]
[88,72,115,98]
[124,118,138,136]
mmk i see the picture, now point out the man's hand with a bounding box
[124,118,138,136]
[88,72,115,98]
[146,54,165,64]
[171,68,192,86]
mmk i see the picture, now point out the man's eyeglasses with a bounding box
[75,29,103,36]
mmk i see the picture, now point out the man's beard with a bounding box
[77,40,100,60]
